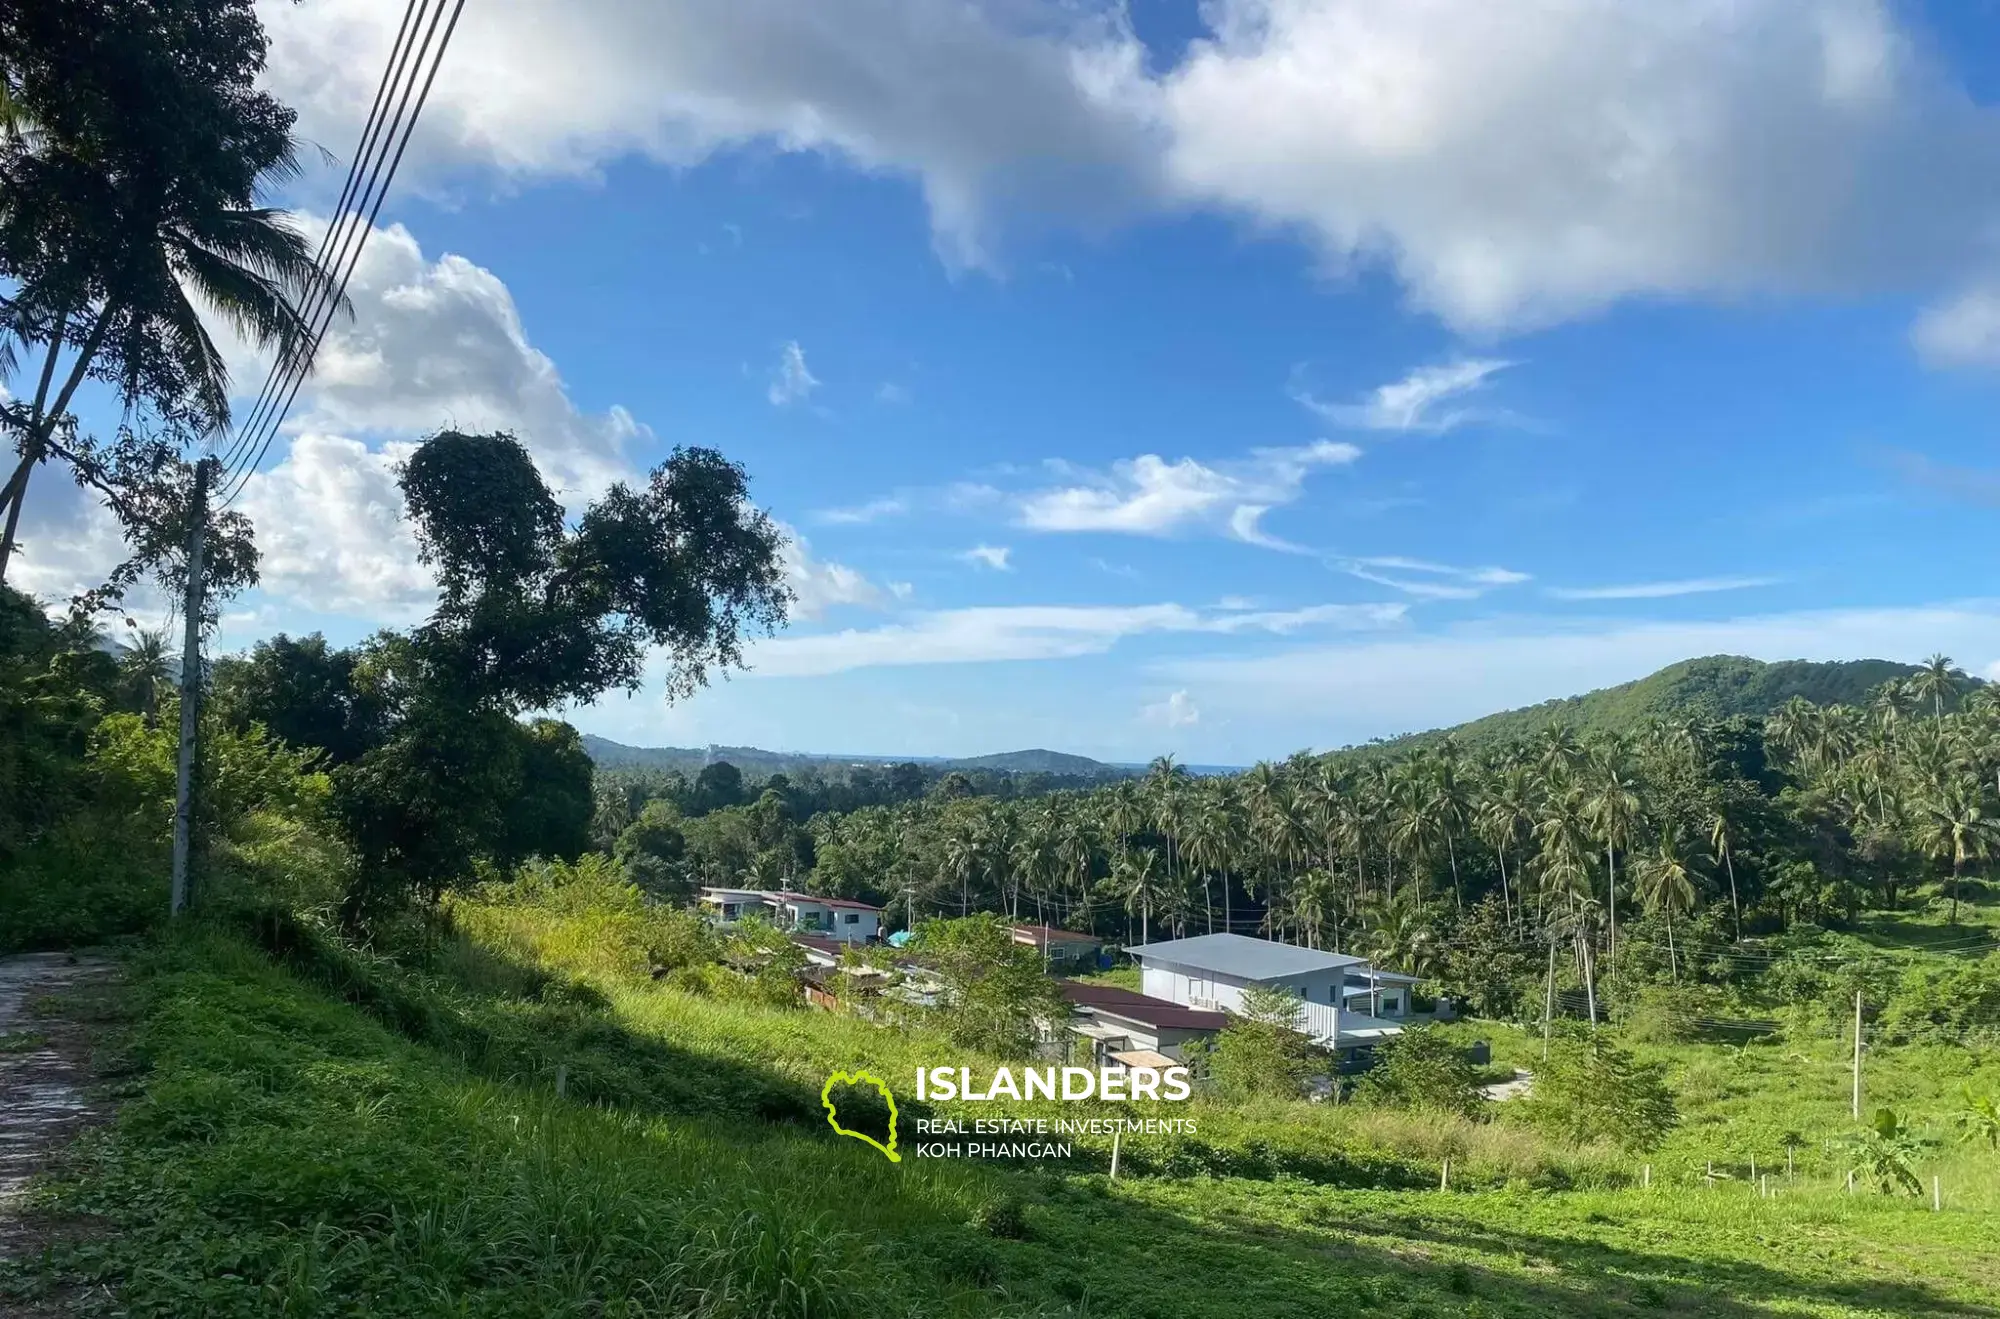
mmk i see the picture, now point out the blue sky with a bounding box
[19,0,2000,766]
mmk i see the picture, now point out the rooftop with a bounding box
[1125,932,1365,981]
[770,891,883,912]
[1061,980,1229,1031]
[1012,923,1102,945]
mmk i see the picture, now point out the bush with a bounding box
[1519,1033,1678,1152]
[1199,986,1327,1101]
[1356,1024,1483,1118]
[1620,983,1710,1045]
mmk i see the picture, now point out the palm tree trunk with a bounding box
[1665,906,1678,983]
[1496,846,1513,929]
[1723,846,1741,941]
[1581,934,1598,1025]
[1605,844,1618,958]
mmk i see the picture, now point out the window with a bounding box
[843,912,859,925]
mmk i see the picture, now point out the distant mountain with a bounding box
[578,736,1124,779]
[1383,655,1929,749]
[945,748,1115,775]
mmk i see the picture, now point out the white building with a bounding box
[1125,932,1408,1052]
[696,887,884,944]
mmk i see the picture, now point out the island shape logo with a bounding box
[821,1070,901,1163]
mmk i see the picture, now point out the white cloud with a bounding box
[768,341,820,407]
[816,495,908,525]
[1547,575,1781,601]
[1335,555,1530,600]
[778,525,887,617]
[1144,689,1201,728]
[1147,0,2000,332]
[960,544,1013,571]
[234,433,437,618]
[220,217,642,503]
[257,0,1162,269]
[1162,600,2000,744]
[1017,439,1358,545]
[876,382,912,404]
[1296,359,1512,432]
[749,599,1406,677]
[260,1,2000,340]
[1913,286,2000,368]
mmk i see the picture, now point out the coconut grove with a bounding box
[4,1,2000,1316]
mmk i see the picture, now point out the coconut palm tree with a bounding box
[1912,654,1959,720]
[1707,803,1744,941]
[1634,829,1699,981]
[1583,746,1644,957]
[1915,777,1996,925]
[1115,846,1164,944]
[118,627,172,725]
[1476,762,1537,930]
[0,1,344,582]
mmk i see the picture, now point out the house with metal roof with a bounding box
[697,887,884,943]
[1059,980,1228,1065]
[1124,932,1409,1052]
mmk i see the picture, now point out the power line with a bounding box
[217,0,466,508]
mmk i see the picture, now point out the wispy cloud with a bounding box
[768,341,820,407]
[1016,439,1359,547]
[748,600,1409,678]
[1882,450,2000,509]
[1295,359,1515,434]
[960,544,1013,571]
[1333,555,1531,600]
[817,496,908,525]
[1546,575,1780,601]
[876,382,911,405]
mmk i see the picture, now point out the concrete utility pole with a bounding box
[1541,938,1558,1062]
[169,459,211,917]
[1851,990,1863,1119]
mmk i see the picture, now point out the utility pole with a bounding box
[169,459,211,917]
[1851,990,1863,1119]
[1541,937,1557,1062]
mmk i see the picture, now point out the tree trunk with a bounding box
[1605,843,1618,958]
[1723,846,1741,941]
[1666,906,1678,983]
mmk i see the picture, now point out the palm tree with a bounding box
[1707,803,1744,940]
[1115,847,1164,944]
[118,627,172,725]
[1634,830,1699,981]
[1583,747,1644,957]
[0,4,344,582]
[1476,763,1536,930]
[1912,654,1959,720]
[1916,778,1996,925]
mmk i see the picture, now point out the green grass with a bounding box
[9,900,2000,1317]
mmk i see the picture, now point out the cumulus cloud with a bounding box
[1296,359,1513,433]
[768,341,820,407]
[258,1,2000,339]
[959,544,1013,571]
[256,0,1162,267]
[220,217,643,503]
[1144,689,1200,728]
[234,433,437,618]
[779,525,888,616]
[1017,439,1358,545]
[748,599,1406,676]
[1546,575,1780,601]
[1150,0,2000,331]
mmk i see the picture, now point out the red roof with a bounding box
[1060,980,1228,1031]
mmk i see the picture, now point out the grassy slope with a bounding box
[10,909,1999,1317]
[1377,656,1924,749]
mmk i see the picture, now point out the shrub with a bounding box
[1200,986,1327,1101]
[1519,1033,1678,1152]
[1356,1024,1483,1118]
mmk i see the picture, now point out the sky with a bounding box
[16,0,2000,767]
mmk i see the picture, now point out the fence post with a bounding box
[1933,1176,1941,1212]
[1760,1174,1768,1199]
[1110,1128,1121,1180]
[1441,1159,1450,1190]
[1643,1164,1650,1189]
[1846,1170,1855,1194]
[556,1064,567,1098]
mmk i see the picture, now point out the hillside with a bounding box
[578,735,1122,780]
[1379,655,1928,749]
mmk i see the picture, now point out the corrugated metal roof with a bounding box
[1060,980,1229,1030]
[1125,932,1364,981]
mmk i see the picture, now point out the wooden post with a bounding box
[1852,991,1863,1119]
[1643,1164,1650,1188]
[1933,1176,1941,1212]
[1110,1127,1121,1180]
[1760,1174,1768,1199]
[1441,1159,1450,1190]
[1749,1155,1756,1183]
[1846,1170,1854,1194]
[169,459,212,917]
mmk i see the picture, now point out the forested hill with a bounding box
[1386,655,1927,749]
[578,736,1120,779]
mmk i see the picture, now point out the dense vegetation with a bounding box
[3,3,1998,1315]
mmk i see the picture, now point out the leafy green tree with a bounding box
[1356,1024,1482,1118]
[912,913,1064,1058]
[1521,1033,1678,1151]
[501,718,593,865]
[1201,985,1324,1101]
[615,800,690,900]
[211,632,388,765]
